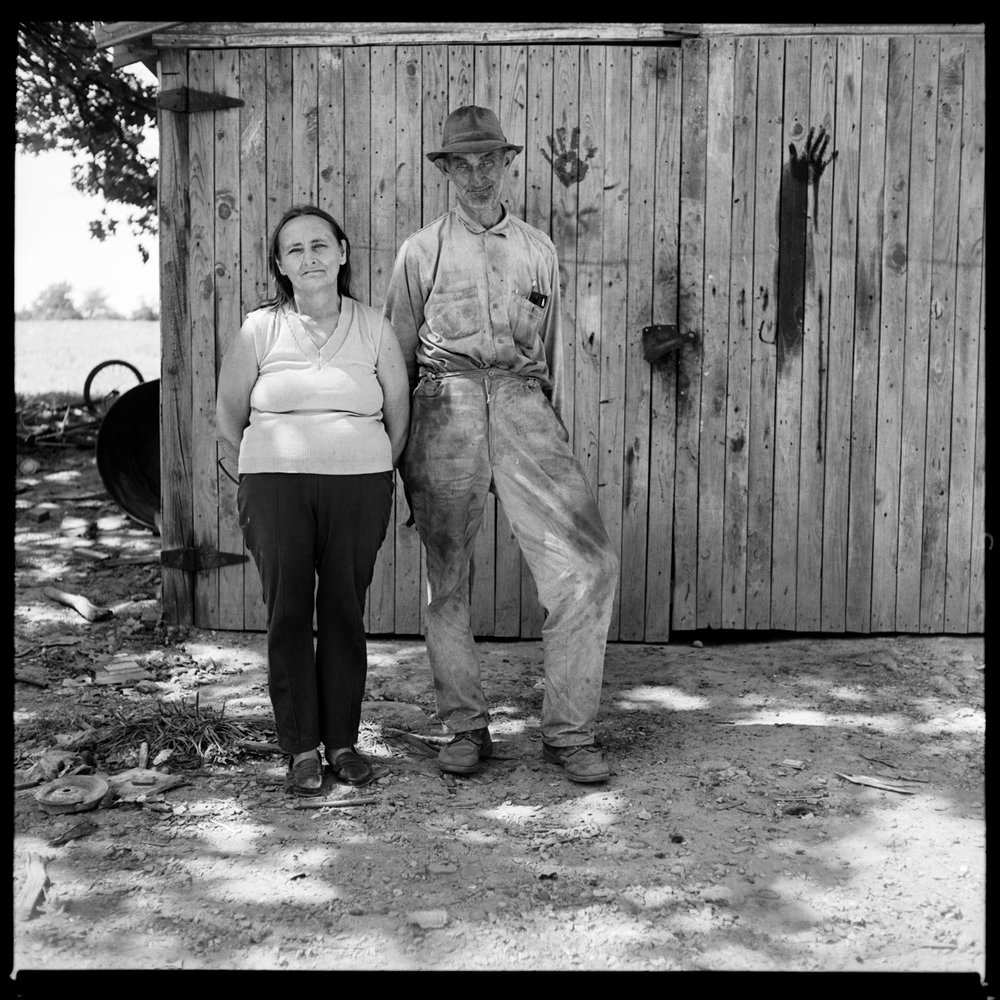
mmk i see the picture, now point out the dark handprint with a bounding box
[788,125,838,184]
[542,125,598,188]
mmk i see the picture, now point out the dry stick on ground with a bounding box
[14,672,49,688]
[293,796,378,810]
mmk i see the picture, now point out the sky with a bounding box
[15,149,161,318]
[15,63,161,318]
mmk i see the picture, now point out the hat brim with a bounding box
[426,140,523,163]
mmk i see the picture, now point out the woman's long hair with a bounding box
[259,204,353,309]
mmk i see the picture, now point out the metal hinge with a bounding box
[642,324,697,363]
[160,547,248,572]
[157,87,244,113]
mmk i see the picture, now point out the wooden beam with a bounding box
[149,23,697,49]
[139,23,984,52]
[694,23,984,36]
[94,22,184,48]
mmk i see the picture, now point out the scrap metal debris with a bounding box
[25,749,92,783]
[35,774,110,815]
[106,768,186,801]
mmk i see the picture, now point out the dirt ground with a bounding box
[12,440,988,985]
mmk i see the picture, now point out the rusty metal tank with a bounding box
[95,379,161,532]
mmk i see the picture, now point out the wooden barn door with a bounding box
[159,40,687,638]
[670,31,985,635]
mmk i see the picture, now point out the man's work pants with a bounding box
[402,371,618,747]
[237,471,393,758]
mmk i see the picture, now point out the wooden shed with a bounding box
[96,21,986,640]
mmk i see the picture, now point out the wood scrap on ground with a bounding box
[834,772,916,795]
[15,852,50,921]
[42,587,111,622]
[293,795,378,809]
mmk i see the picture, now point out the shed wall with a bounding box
[157,32,985,637]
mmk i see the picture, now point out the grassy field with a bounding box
[15,319,161,398]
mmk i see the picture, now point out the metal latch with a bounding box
[160,547,248,572]
[642,325,696,362]
[157,87,245,113]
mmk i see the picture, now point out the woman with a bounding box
[216,205,409,795]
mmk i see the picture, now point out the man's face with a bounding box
[439,149,514,217]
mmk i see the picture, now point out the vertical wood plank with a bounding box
[597,45,630,640]
[415,44,451,635]
[722,36,758,630]
[870,35,914,632]
[188,49,218,629]
[795,36,836,631]
[214,48,245,630]
[573,46,605,512]
[343,48,372,306]
[967,237,985,633]
[944,36,984,632]
[239,48,268,631]
[469,45,499,635]
[158,49,193,626]
[317,47,346,223]
[343,47,371,644]
[265,49,293,241]
[619,45,656,642]
[895,36,939,630]
[845,36,889,632]
[291,47,318,205]
[696,36,734,630]
[544,46,581,632]
[446,44,475,214]
[367,44,397,633]
[919,38,965,632]
[494,43,529,637]
[673,37,707,631]
[820,36,862,632]
[422,45,449,225]
[746,37,783,629]
[550,46,580,475]
[343,48,372,629]
[520,44,554,638]
[393,45,423,636]
[770,36,811,630]
[644,45,681,642]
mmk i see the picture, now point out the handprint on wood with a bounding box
[788,125,838,225]
[775,125,838,379]
[542,125,598,187]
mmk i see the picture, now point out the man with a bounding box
[384,106,618,784]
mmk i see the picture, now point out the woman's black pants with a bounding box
[237,471,393,759]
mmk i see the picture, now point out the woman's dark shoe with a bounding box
[286,751,324,796]
[329,746,374,786]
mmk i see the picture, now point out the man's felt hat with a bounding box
[425,105,523,163]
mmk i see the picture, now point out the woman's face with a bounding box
[275,216,346,298]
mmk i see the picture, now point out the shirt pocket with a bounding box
[426,282,482,341]
[508,294,546,348]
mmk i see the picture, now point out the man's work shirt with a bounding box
[383,202,564,418]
